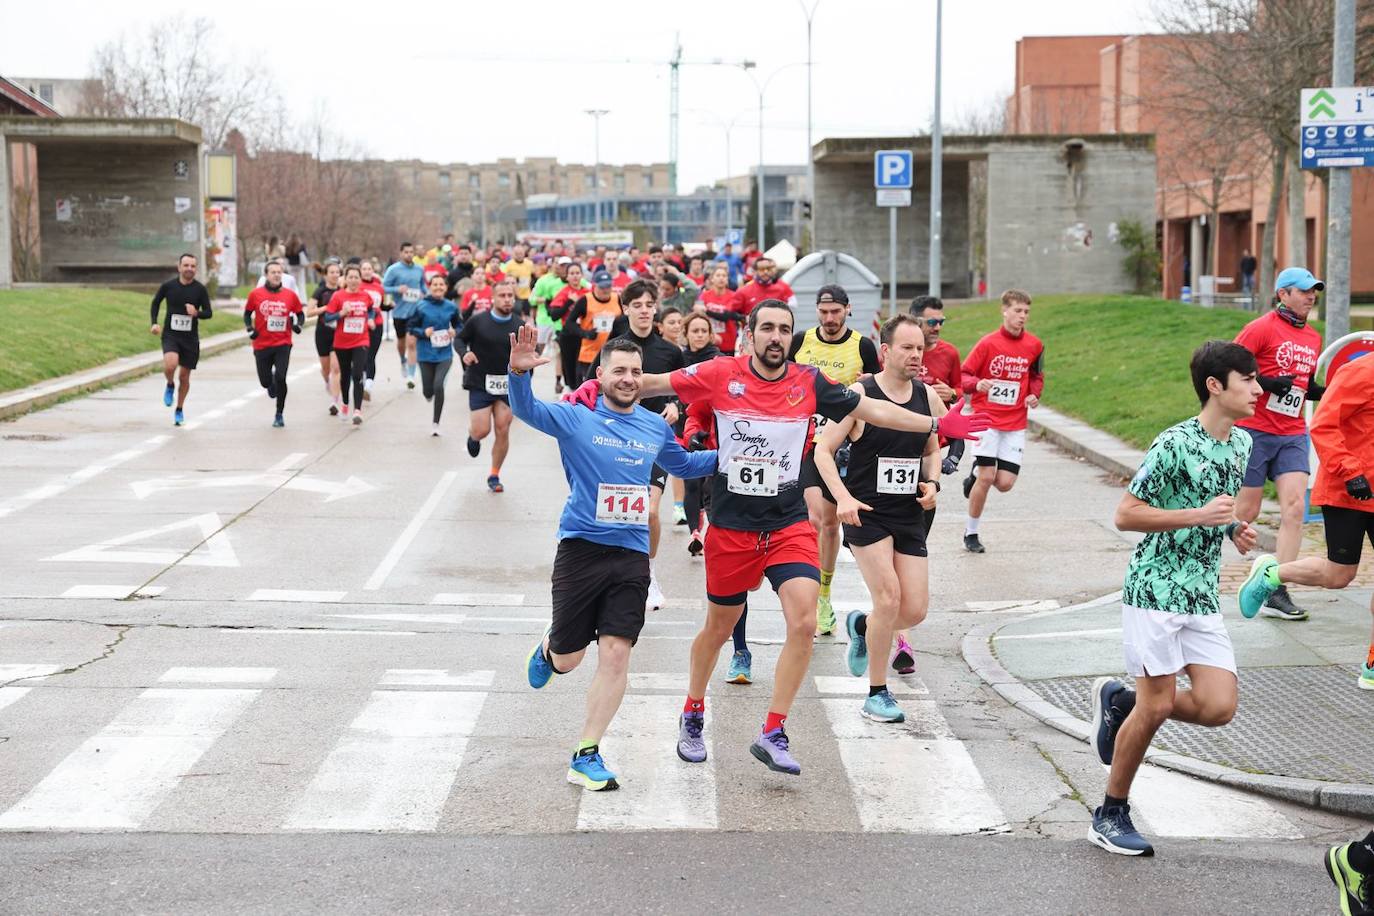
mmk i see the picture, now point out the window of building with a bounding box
[614,175,625,193]
[643,174,653,190]
[39,83,54,104]
[438,171,450,189]
[469,173,480,188]
[498,172,511,188]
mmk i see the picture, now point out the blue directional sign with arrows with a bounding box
[1301,87,1374,169]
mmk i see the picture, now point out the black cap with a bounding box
[816,284,849,305]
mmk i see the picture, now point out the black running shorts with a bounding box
[1324,505,1374,566]
[161,335,200,370]
[548,538,650,655]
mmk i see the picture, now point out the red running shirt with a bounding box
[1234,311,1322,437]
[697,288,750,354]
[327,290,376,349]
[461,285,493,315]
[733,279,798,315]
[919,338,962,397]
[960,327,1045,431]
[670,354,860,532]
[244,286,303,350]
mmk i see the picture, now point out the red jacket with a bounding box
[1311,353,1374,512]
[961,327,1045,431]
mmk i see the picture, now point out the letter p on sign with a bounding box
[874,150,913,190]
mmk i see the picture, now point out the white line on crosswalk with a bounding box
[327,613,467,625]
[61,585,166,599]
[0,688,260,830]
[1130,766,1300,839]
[430,593,525,607]
[283,690,487,831]
[158,667,278,684]
[247,589,346,603]
[628,672,688,691]
[0,687,33,715]
[220,628,420,637]
[575,695,717,831]
[813,675,928,697]
[0,664,60,683]
[821,698,1006,834]
[364,471,459,591]
[379,669,494,688]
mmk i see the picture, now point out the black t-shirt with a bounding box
[445,263,475,300]
[457,310,518,390]
[313,284,340,328]
[591,328,686,413]
[151,278,212,337]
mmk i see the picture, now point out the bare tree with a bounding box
[80,15,279,148]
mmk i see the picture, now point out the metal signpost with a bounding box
[874,150,913,316]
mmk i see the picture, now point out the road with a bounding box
[0,344,1360,914]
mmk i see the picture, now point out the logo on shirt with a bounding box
[727,380,746,398]
[684,363,700,377]
[786,384,805,407]
[988,353,1030,379]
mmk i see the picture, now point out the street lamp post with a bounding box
[928,0,943,297]
[693,108,753,245]
[800,1,820,247]
[584,109,609,232]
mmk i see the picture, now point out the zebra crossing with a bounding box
[0,660,1308,839]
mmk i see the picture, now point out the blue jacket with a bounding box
[382,260,427,320]
[409,297,460,362]
[507,370,716,553]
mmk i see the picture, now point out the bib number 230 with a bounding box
[727,456,779,496]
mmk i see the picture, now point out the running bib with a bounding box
[593,314,615,333]
[430,329,453,348]
[877,457,921,495]
[403,289,422,302]
[711,318,727,335]
[1266,387,1305,418]
[595,483,649,525]
[485,375,508,396]
[810,413,828,442]
[343,316,365,335]
[987,380,1020,406]
[266,315,288,333]
[170,314,193,332]
[517,276,530,292]
[726,456,779,496]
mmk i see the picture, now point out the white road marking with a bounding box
[0,664,61,682]
[246,589,346,603]
[821,698,1006,833]
[0,688,260,830]
[1130,766,1300,838]
[45,513,239,568]
[61,585,166,599]
[158,667,278,684]
[430,593,525,607]
[994,627,1121,642]
[813,675,928,696]
[328,613,467,624]
[220,628,420,637]
[965,599,1063,613]
[0,687,33,714]
[364,471,459,591]
[379,669,495,688]
[575,695,716,831]
[0,437,170,520]
[283,690,487,831]
[131,468,375,503]
[267,453,309,472]
[628,672,688,691]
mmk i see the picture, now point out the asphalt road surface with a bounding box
[0,344,1361,914]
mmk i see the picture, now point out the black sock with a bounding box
[544,646,568,675]
[869,685,886,697]
[574,743,598,758]
[1348,832,1374,872]
[1103,793,1128,809]
[854,614,868,636]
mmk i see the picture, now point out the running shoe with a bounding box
[173,408,184,426]
[407,379,416,390]
[688,529,704,557]
[646,575,665,612]
[363,388,372,402]
[725,648,752,684]
[272,414,284,428]
[749,726,801,775]
[1261,584,1310,621]
[1089,803,1154,856]
[487,475,504,493]
[467,436,481,458]
[341,404,350,417]
[526,626,553,689]
[1090,676,1136,767]
[845,611,868,677]
[861,688,905,723]
[673,505,688,526]
[329,403,339,416]
[267,380,278,399]
[352,414,363,426]
[963,533,986,554]
[1325,839,1374,916]
[162,383,174,407]
[892,636,916,674]
[962,471,976,499]
[1360,663,1374,691]
[555,380,565,395]
[1238,554,1280,619]
[431,423,441,437]
[676,712,707,762]
[815,595,837,636]
[406,365,417,390]
[567,748,619,791]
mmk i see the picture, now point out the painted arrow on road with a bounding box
[131,454,376,503]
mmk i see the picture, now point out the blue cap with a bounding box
[592,268,613,288]
[1274,267,1324,293]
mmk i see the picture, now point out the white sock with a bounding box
[965,516,981,536]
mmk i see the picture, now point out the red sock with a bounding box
[489,467,500,478]
[1366,645,1374,669]
[684,695,704,714]
[764,711,786,733]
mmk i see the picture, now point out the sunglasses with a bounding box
[924,318,946,327]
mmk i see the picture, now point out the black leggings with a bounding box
[335,346,366,409]
[559,335,581,387]
[254,346,291,414]
[684,476,708,532]
[419,359,452,422]
[366,323,384,381]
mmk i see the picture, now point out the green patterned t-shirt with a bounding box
[1122,417,1252,616]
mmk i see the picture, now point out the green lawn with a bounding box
[939,295,1313,451]
[0,287,224,393]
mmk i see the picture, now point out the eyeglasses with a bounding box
[924,318,946,327]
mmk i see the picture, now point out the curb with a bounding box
[960,591,1374,818]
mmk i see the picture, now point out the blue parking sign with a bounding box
[874,150,913,189]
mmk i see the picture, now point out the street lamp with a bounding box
[928,0,943,297]
[584,109,609,232]
[800,1,820,246]
[740,62,806,254]
[692,107,754,242]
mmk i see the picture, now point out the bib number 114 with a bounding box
[596,484,648,525]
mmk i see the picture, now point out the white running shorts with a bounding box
[971,427,1026,465]
[1121,604,1236,677]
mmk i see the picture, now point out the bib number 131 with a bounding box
[727,456,779,496]
[877,457,921,494]
[596,484,648,525]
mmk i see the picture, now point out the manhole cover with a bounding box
[3,433,62,442]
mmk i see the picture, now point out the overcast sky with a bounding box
[2,0,1152,192]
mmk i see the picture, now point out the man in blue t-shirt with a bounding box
[508,325,717,793]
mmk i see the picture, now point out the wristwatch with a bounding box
[930,416,940,437]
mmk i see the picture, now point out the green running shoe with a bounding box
[1325,841,1374,916]
[1360,663,1374,692]
[861,689,905,723]
[1238,555,1279,619]
[815,595,836,636]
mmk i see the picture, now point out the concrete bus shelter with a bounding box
[0,117,204,287]
[812,134,1156,298]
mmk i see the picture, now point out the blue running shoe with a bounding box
[1089,803,1154,856]
[845,611,868,677]
[725,648,752,684]
[526,626,553,689]
[162,383,174,407]
[487,475,504,493]
[567,747,619,791]
[861,688,905,723]
[677,712,707,762]
[272,413,285,428]
[173,408,184,426]
[1238,554,1280,619]
[749,726,801,775]
[1090,676,1135,766]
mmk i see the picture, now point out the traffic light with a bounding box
[802,200,812,220]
